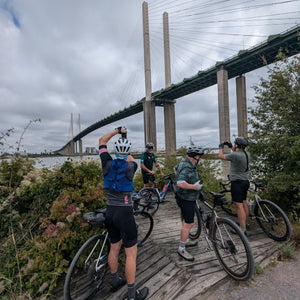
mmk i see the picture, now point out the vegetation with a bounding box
[0,158,106,298]
[248,55,300,215]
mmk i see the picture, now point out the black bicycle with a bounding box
[219,180,292,242]
[63,207,153,300]
[133,173,176,216]
[185,190,254,281]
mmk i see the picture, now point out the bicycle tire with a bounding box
[212,217,254,281]
[138,187,160,216]
[188,205,202,240]
[134,210,154,246]
[64,234,110,300]
[254,199,292,241]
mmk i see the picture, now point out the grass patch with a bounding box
[278,243,296,260]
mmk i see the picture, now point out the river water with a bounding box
[1,155,226,178]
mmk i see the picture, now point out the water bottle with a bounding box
[249,199,255,216]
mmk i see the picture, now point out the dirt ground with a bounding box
[200,250,300,300]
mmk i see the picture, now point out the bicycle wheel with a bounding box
[254,200,292,241]
[138,187,160,216]
[134,210,153,246]
[212,217,254,281]
[188,205,202,240]
[64,234,110,300]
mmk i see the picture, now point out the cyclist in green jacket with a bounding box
[140,142,164,187]
[174,146,204,261]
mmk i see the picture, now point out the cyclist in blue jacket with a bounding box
[99,126,149,300]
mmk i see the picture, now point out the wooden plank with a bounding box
[148,269,193,300]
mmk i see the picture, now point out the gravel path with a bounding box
[201,250,300,300]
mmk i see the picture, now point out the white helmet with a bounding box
[114,138,131,159]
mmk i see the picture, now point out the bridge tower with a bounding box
[163,12,176,155]
[142,1,157,151]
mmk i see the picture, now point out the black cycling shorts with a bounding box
[105,205,137,248]
[176,197,196,224]
[142,172,156,184]
[231,180,250,203]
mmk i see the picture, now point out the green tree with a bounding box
[248,54,300,213]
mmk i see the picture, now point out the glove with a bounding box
[219,143,224,149]
[194,181,203,191]
[224,141,233,148]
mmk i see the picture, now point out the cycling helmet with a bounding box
[114,138,131,159]
[234,136,248,149]
[146,142,154,149]
[187,146,204,157]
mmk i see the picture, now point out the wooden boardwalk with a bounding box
[106,195,281,300]
[54,194,281,299]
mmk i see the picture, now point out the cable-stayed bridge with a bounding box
[56,24,299,155]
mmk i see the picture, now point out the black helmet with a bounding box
[146,142,154,149]
[234,137,248,149]
[187,146,204,157]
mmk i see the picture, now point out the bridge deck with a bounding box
[53,193,281,299]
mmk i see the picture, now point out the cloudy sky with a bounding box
[0,0,299,154]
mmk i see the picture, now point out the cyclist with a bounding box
[140,142,164,187]
[218,136,250,235]
[174,146,204,261]
[99,126,149,300]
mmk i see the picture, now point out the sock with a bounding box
[127,283,136,300]
[110,272,118,279]
[240,224,246,232]
[178,240,186,251]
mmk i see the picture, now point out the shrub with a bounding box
[0,158,106,298]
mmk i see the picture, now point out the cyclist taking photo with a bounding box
[218,136,250,236]
[174,146,204,261]
[140,142,164,187]
[99,126,149,300]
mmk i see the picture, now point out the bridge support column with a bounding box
[164,103,176,155]
[163,11,176,155]
[78,139,83,155]
[217,66,231,147]
[143,101,157,149]
[236,75,248,138]
[143,1,157,150]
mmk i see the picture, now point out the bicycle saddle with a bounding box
[83,210,106,228]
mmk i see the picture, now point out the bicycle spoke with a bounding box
[64,234,110,300]
[138,188,160,216]
[255,200,291,241]
[212,218,253,281]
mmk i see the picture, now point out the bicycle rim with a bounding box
[188,206,202,240]
[255,200,292,241]
[212,218,254,281]
[64,234,110,300]
[134,211,153,246]
[138,187,160,216]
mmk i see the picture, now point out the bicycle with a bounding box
[182,189,254,281]
[219,180,292,242]
[133,173,176,216]
[63,206,153,300]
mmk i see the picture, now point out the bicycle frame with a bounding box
[90,231,109,272]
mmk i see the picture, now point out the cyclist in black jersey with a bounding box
[99,126,149,300]
[140,142,164,187]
